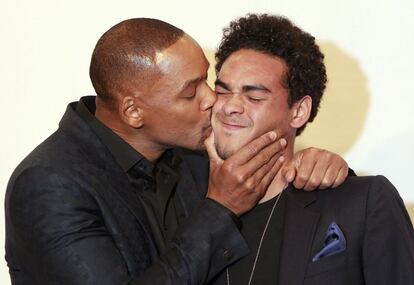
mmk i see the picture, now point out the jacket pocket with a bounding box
[305,251,348,277]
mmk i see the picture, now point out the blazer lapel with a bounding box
[173,149,208,216]
[105,169,155,243]
[279,187,320,285]
[59,101,156,254]
[58,101,157,273]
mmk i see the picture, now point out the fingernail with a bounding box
[269,131,277,140]
[280,138,287,147]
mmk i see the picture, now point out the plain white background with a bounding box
[1,0,413,282]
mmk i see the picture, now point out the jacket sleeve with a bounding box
[5,166,248,285]
[362,175,414,284]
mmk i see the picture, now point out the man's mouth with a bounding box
[212,113,250,132]
[221,120,247,130]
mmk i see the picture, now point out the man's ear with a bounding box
[290,95,312,129]
[119,96,144,128]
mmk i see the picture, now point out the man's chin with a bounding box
[214,137,247,160]
[216,145,237,160]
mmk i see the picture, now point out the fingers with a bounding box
[332,166,349,188]
[317,161,343,189]
[228,131,278,165]
[243,154,285,195]
[238,138,286,179]
[292,148,349,191]
[204,131,222,167]
[205,131,287,216]
[292,149,317,190]
[257,155,285,193]
[281,156,299,183]
[303,159,329,191]
[309,150,348,189]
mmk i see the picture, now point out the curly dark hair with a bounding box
[215,14,327,135]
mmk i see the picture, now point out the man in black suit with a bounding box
[209,14,414,285]
[5,18,349,284]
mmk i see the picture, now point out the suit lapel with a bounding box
[105,169,155,244]
[59,101,156,257]
[279,187,320,285]
[156,163,179,223]
[56,100,161,275]
[173,150,208,216]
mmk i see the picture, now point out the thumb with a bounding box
[204,131,223,167]
[282,161,297,183]
[282,153,302,183]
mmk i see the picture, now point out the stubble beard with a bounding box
[214,136,236,160]
[216,146,233,160]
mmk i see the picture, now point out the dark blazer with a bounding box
[5,99,248,285]
[279,175,414,285]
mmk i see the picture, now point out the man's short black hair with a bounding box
[215,14,327,135]
[90,18,184,107]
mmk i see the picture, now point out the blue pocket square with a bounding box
[312,222,346,262]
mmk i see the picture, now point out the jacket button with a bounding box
[223,249,233,260]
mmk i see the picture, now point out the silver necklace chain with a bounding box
[226,191,283,285]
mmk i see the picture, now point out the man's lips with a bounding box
[213,113,250,131]
[221,120,247,130]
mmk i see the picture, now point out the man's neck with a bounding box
[258,144,294,204]
[258,171,287,203]
[95,107,165,163]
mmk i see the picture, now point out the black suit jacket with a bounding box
[279,175,414,285]
[5,99,248,285]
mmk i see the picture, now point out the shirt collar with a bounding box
[76,96,154,176]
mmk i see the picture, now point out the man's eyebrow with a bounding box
[215,79,271,94]
[242,84,271,93]
[214,79,230,90]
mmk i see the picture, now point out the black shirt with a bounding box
[210,192,286,285]
[76,96,184,253]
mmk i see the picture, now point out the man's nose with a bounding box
[222,94,244,116]
[200,83,216,111]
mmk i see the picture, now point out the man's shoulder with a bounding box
[285,175,406,240]
[11,129,68,177]
[330,175,397,201]
[315,175,394,196]
[337,175,392,189]
[12,127,87,176]
[7,98,105,190]
[18,97,105,163]
[7,133,89,197]
[287,175,398,211]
